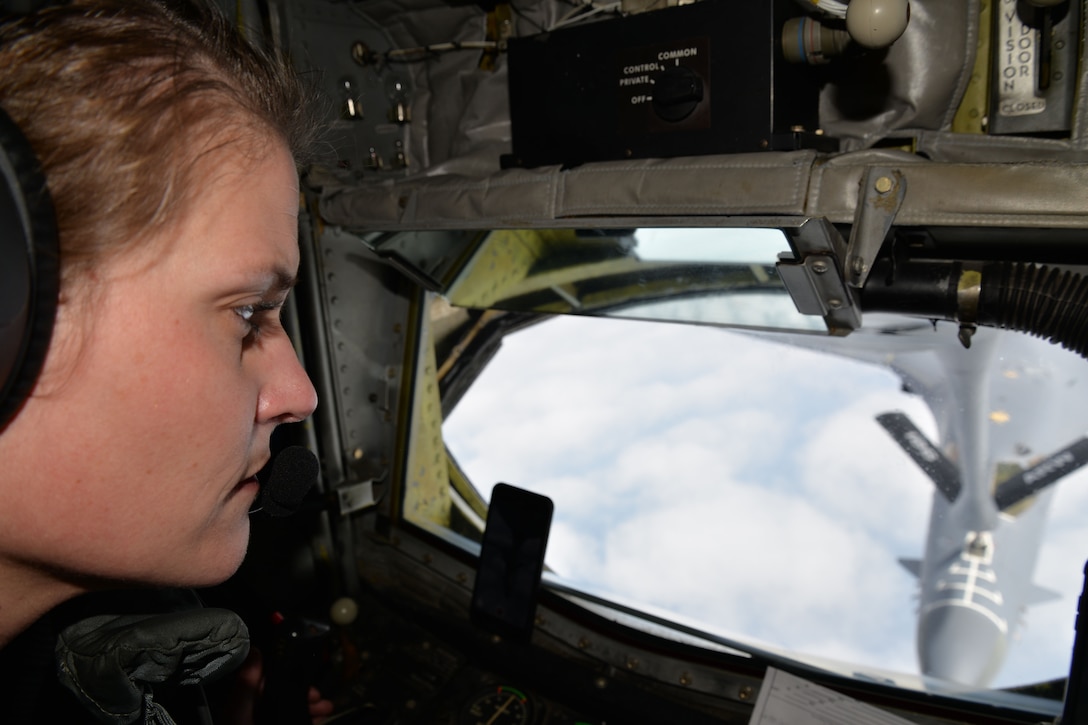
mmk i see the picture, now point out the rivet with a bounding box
[739,685,754,701]
[577,637,590,649]
[594,677,608,689]
[353,448,363,460]
[679,673,692,686]
[827,298,843,309]
[874,176,893,194]
[811,259,828,274]
[625,657,639,670]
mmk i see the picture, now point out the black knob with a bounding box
[652,65,703,122]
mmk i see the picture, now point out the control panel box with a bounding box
[505,0,829,168]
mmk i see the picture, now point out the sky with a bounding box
[442,313,1088,690]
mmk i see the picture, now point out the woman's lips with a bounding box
[234,475,259,494]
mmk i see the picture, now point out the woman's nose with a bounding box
[257,336,318,424]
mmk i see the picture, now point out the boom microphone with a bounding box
[253,446,319,517]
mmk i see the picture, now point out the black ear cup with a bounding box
[0,105,59,431]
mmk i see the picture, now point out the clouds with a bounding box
[442,314,1088,689]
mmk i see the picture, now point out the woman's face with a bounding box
[0,141,317,587]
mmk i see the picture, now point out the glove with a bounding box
[55,607,250,725]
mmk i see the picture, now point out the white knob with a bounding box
[330,596,359,626]
[846,0,911,49]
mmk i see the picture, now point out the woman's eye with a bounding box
[235,304,257,324]
[234,301,284,343]
[234,304,264,340]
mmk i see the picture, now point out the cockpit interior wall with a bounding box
[290,0,979,172]
[295,0,1084,168]
[293,0,1088,235]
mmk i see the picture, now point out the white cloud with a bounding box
[443,314,1088,690]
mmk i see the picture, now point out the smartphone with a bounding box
[470,483,554,641]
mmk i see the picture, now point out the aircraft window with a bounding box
[632,227,789,263]
[371,226,833,335]
[439,314,1088,692]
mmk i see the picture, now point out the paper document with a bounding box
[748,667,915,725]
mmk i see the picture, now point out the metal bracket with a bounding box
[845,168,907,289]
[777,254,848,316]
[777,217,861,335]
[337,480,378,515]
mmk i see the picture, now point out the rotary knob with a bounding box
[651,65,704,122]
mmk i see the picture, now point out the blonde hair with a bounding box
[0,0,318,286]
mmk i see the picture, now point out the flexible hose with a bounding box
[861,260,1088,359]
[977,263,1088,359]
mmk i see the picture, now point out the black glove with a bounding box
[55,607,250,725]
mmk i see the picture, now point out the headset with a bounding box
[0,104,59,431]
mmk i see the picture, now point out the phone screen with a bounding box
[470,483,554,640]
